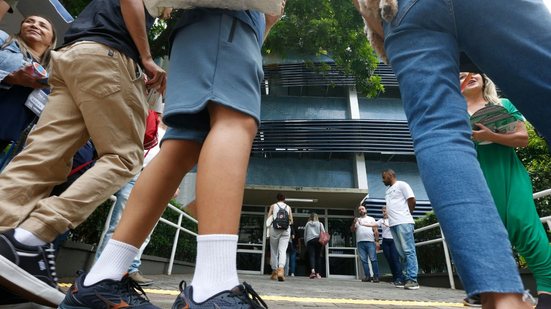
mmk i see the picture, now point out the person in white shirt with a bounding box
[350,205,380,282]
[383,169,419,290]
[377,206,404,287]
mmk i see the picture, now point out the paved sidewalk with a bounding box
[60,274,468,308]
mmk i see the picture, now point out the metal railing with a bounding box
[413,188,551,289]
[98,199,198,276]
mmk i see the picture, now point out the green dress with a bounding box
[476,99,551,292]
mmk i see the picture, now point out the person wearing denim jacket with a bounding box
[353,0,551,307]
[0,17,56,152]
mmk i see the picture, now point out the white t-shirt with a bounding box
[377,218,393,239]
[355,215,376,243]
[385,180,415,226]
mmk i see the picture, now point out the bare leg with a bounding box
[113,140,201,246]
[189,103,258,302]
[195,103,258,235]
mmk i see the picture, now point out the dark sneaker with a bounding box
[0,230,64,307]
[463,295,482,307]
[404,280,420,290]
[393,280,405,288]
[172,281,268,309]
[361,277,372,282]
[59,271,159,309]
[129,271,155,286]
[372,277,380,283]
[536,293,551,309]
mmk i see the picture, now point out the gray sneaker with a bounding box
[404,280,420,290]
[172,281,268,309]
[129,271,155,286]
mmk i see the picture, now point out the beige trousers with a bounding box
[0,42,147,241]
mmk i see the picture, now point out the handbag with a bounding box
[318,231,330,246]
[143,0,285,17]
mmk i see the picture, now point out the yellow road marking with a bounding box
[59,283,464,307]
[261,295,464,307]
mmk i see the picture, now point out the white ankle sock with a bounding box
[191,234,239,303]
[14,228,46,246]
[84,239,139,286]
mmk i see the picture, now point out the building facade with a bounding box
[231,57,432,278]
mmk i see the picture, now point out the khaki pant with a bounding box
[0,42,147,241]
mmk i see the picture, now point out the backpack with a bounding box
[143,110,159,150]
[272,203,289,230]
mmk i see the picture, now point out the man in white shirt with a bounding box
[383,169,419,290]
[351,205,380,282]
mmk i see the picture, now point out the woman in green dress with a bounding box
[460,72,551,308]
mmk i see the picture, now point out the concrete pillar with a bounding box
[348,87,368,190]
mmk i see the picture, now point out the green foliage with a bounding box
[59,0,91,17]
[414,212,447,274]
[57,1,383,96]
[143,200,197,263]
[516,124,551,218]
[263,0,382,97]
[71,199,197,263]
[69,199,112,244]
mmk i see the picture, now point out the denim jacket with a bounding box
[0,30,38,142]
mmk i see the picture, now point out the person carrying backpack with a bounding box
[267,192,293,281]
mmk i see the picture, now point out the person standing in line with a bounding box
[285,224,297,277]
[382,169,419,290]
[460,72,551,309]
[304,212,325,279]
[351,205,380,283]
[267,192,293,282]
[0,0,166,306]
[0,15,56,154]
[377,206,404,287]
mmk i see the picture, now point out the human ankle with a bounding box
[481,292,533,309]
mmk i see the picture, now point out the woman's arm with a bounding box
[472,121,529,148]
[288,206,294,225]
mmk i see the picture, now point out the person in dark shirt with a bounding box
[0,0,166,307]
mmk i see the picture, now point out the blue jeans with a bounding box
[357,241,379,278]
[381,238,403,283]
[95,173,151,273]
[382,0,551,296]
[390,224,418,282]
[285,244,296,276]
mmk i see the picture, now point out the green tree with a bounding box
[517,124,551,218]
[263,0,383,96]
[59,0,90,16]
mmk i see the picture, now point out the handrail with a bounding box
[411,188,551,290]
[163,203,197,275]
[98,198,198,276]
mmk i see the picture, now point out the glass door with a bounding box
[237,207,267,274]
